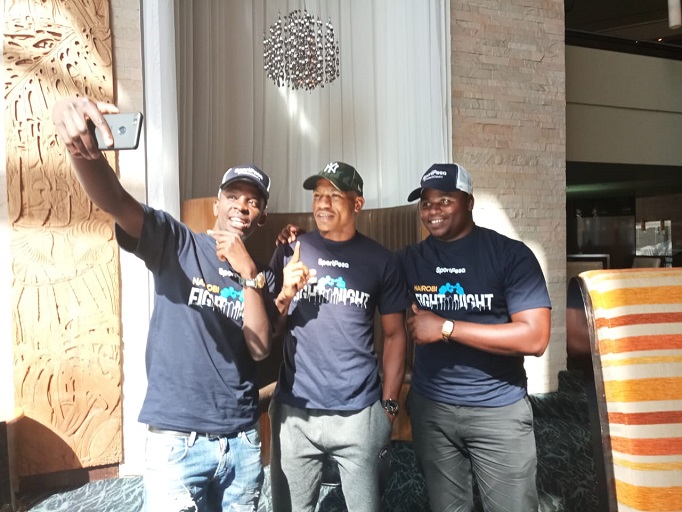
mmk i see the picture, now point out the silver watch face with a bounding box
[382,399,399,414]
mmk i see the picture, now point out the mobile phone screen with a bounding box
[95,112,144,150]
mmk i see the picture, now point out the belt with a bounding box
[147,425,234,439]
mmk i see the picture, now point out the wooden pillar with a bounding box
[3,0,123,488]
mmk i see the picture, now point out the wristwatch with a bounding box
[441,319,455,341]
[381,399,400,416]
[239,272,266,290]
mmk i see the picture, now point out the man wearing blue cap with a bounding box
[52,96,277,511]
[399,163,552,512]
[269,162,410,512]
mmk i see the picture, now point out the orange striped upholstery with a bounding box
[579,268,682,512]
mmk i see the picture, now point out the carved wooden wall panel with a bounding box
[3,0,122,476]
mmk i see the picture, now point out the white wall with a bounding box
[114,0,184,476]
[111,0,150,476]
[566,46,682,166]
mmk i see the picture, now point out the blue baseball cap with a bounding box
[407,163,473,202]
[219,165,271,201]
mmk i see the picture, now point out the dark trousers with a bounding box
[409,391,539,512]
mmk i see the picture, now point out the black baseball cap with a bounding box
[219,165,271,201]
[407,163,473,202]
[303,161,364,196]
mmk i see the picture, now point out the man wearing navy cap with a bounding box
[52,96,277,511]
[399,163,551,512]
[269,161,410,512]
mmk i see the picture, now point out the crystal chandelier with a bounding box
[263,9,340,91]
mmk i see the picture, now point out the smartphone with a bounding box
[95,112,144,150]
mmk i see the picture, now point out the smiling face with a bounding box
[213,181,266,239]
[419,188,474,242]
[312,178,364,241]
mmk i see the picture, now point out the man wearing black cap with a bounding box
[399,163,551,512]
[52,96,276,511]
[268,161,410,512]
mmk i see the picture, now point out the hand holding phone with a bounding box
[94,112,143,150]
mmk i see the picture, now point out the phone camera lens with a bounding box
[117,126,127,135]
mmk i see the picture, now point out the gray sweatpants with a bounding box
[269,399,393,512]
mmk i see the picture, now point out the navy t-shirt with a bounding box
[398,225,551,407]
[270,230,411,411]
[116,205,276,433]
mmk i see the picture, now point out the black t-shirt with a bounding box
[398,226,551,407]
[117,205,276,433]
[270,230,411,410]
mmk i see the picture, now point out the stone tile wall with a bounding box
[451,0,567,392]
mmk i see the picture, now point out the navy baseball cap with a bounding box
[219,165,271,201]
[303,161,364,196]
[407,163,473,202]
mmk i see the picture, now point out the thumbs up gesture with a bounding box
[281,241,315,301]
[407,303,447,345]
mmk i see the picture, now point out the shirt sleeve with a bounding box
[377,251,412,315]
[503,242,552,315]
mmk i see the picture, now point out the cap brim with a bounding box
[407,188,422,202]
[302,175,321,190]
[303,175,346,192]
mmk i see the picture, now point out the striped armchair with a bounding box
[577,268,682,511]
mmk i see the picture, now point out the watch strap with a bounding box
[238,271,265,289]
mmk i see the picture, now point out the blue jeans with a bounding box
[143,424,263,512]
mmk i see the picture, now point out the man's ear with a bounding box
[467,194,475,211]
[257,212,268,226]
[213,199,220,217]
[354,196,365,213]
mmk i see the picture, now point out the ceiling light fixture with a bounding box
[263,9,340,91]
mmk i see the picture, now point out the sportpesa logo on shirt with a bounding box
[318,258,349,268]
[436,266,466,274]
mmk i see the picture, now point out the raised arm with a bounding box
[211,229,273,361]
[274,242,313,315]
[52,96,144,239]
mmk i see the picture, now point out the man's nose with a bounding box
[233,196,249,211]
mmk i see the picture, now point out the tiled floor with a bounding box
[19,476,144,512]
[19,372,598,512]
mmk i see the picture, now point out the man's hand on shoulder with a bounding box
[276,223,305,246]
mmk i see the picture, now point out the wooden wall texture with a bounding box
[3,0,122,477]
